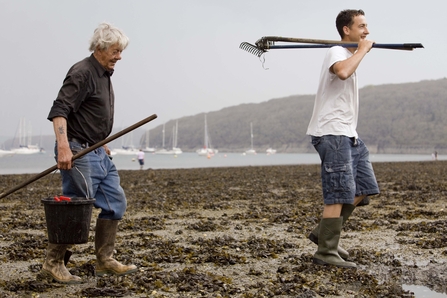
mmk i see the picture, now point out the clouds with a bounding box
[0,0,444,138]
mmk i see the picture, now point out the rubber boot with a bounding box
[312,217,357,268]
[308,204,355,259]
[40,243,82,284]
[95,218,138,276]
[356,196,370,206]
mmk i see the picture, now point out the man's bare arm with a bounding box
[331,39,374,80]
[52,117,73,170]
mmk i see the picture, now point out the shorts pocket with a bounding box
[311,136,322,147]
[323,162,353,193]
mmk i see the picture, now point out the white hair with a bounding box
[89,22,129,52]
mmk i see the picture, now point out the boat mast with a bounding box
[204,114,208,149]
[162,123,165,148]
[250,122,254,150]
[174,120,178,148]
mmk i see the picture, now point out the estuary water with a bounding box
[0,151,443,175]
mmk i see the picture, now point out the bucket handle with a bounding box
[49,166,90,201]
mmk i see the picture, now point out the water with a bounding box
[0,151,444,175]
[403,285,447,297]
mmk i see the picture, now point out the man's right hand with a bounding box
[52,116,73,170]
[358,38,375,53]
[57,145,73,170]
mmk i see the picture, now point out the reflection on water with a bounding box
[403,284,447,298]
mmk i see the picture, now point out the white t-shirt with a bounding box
[306,46,359,138]
[137,151,145,160]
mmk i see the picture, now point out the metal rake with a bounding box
[240,36,424,57]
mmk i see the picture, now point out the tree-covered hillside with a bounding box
[4,79,446,154]
[142,78,447,154]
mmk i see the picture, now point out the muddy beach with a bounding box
[0,160,446,297]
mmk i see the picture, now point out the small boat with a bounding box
[142,147,155,153]
[155,122,182,155]
[266,148,277,155]
[112,132,139,155]
[244,122,256,155]
[112,146,139,155]
[11,118,41,154]
[142,130,155,153]
[11,145,40,155]
[197,114,218,156]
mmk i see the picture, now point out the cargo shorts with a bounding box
[311,135,380,205]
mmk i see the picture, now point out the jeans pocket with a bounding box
[69,143,83,155]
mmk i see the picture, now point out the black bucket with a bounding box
[41,197,96,244]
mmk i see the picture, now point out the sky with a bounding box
[0,0,445,139]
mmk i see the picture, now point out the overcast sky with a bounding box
[0,0,444,138]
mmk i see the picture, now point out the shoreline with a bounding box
[0,152,444,176]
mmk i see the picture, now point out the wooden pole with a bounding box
[0,114,157,199]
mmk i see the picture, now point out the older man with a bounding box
[43,22,137,283]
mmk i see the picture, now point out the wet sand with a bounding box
[0,161,446,297]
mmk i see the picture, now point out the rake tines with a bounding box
[239,42,266,57]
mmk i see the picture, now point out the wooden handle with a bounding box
[259,36,358,45]
[257,36,423,50]
[0,114,158,200]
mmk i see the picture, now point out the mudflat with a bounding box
[0,161,446,297]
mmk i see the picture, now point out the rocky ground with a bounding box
[0,160,446,297]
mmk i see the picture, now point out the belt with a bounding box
[68,137,89,148]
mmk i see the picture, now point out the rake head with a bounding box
[239,42,266,57]
[239,37,276,57]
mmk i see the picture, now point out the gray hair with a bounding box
[89,22,129,52]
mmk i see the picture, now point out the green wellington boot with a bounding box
[40,243,82,284]
[95,218,138,277]
[312,217,357,268]
[308,204,355,259]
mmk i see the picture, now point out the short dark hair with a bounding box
[336,9,365,38]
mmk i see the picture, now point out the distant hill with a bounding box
[2,79,447,154]
[141,78,447,154]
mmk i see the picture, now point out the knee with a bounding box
[112,200,127,220]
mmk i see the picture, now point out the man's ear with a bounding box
[95,45,104,53]
[343,25,350,37]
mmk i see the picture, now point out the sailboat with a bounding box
[196,114,218,156]
[11,118,40,154]
[172,120,182,154]
[244,122,256,155]
[142,130,155,153]
[112,131,139,155]
[155,121,182,155]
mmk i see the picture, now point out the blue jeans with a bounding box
[55,141,127,220]
[311,135,379,205]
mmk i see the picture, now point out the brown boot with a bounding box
[41,243,82,284]
[95,218,138,277]
[313,217,356,268]
[308,204,355,259]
